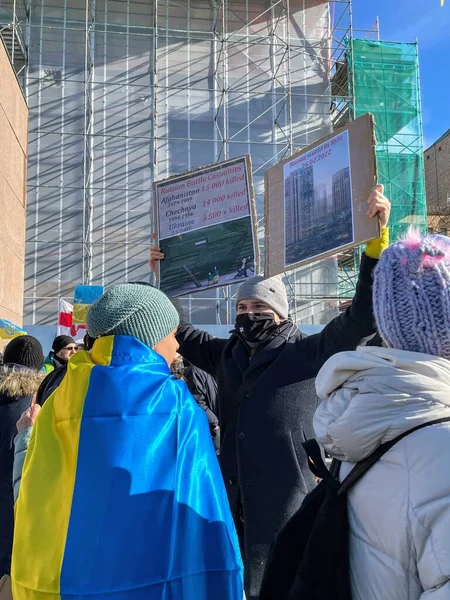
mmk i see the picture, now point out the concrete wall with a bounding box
[0,38,28,326]
[425,131,450,211]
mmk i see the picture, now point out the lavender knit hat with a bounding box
[373,229,450,358]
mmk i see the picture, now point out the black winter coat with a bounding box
[176,253,378,599]
[36,365,67,406]
[183,362,220,453]
[0,364,44,575]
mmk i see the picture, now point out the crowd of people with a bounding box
[1,185,450,599]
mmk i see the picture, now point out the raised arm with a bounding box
[302,186,390,368]
[174,301,227,377]
[149,248,227,376]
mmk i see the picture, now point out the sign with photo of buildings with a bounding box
[264,113,380,276]
[283,131,353,266]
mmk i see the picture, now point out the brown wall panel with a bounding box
[0,41,28,326]
[0,42,28,154]
[0,172,26,260]
[425,134,450,211]
[0,107,27,205]
[0,240,25,324]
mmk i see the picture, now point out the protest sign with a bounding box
[73,285,104,324]
[264,113,379,276]
[154,156,258,296]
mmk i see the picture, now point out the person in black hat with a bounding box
[3,336,45,371]
[36,334,97,407]
[43,335,77,374]
[0,335,45,576]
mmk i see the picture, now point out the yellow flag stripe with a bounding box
[11,341,114,599]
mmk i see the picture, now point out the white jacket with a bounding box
[314,346,450,600]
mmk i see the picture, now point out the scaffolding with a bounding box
[0,0,28,81]
[3,1,425,327]
[207,0,356,324]
[349,39,427,238]
[326,38,427,302]
[16,0,360,326]
[82,0,95,284]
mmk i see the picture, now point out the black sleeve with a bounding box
[301,253,378,369]
[36,366,67,406]
[194,397,219,428]
[184,365,220,453]
[172,298,227,376]
[185,366,219,419]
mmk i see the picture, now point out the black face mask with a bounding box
[235,312,278,344]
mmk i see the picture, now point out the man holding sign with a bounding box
[150,185,390,600]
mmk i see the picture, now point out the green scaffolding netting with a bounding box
[348,39,427,240]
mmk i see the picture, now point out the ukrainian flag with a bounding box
[12,336,243,599]
[0,319,26,339]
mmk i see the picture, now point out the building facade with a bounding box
[285,166,315,249]
[425,129,450,235]
[332,167,351,214]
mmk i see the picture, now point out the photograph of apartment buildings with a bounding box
[284,134,353,266]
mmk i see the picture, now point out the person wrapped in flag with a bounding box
[12,283,244,599]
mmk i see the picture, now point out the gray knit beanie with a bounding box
[236,275,289,319]
[87,284,180,349]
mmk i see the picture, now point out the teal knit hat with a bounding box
[86,284,180,349]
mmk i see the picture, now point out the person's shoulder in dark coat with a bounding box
[0,364,44,576]
[35,365,67,406]
[183,362,219,416]
[183,361,220,453]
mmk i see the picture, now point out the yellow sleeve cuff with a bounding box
[364,227,390,259]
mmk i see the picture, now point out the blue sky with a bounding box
[353,0,450,149]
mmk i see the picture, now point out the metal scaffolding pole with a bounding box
[82,0,95,284]
[150,0,159,282]
[212,0,231,323]
[0,0,28,81]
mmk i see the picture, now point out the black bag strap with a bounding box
[338,416,450,495]
[302,439,339,487]
[329,457,341,479]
